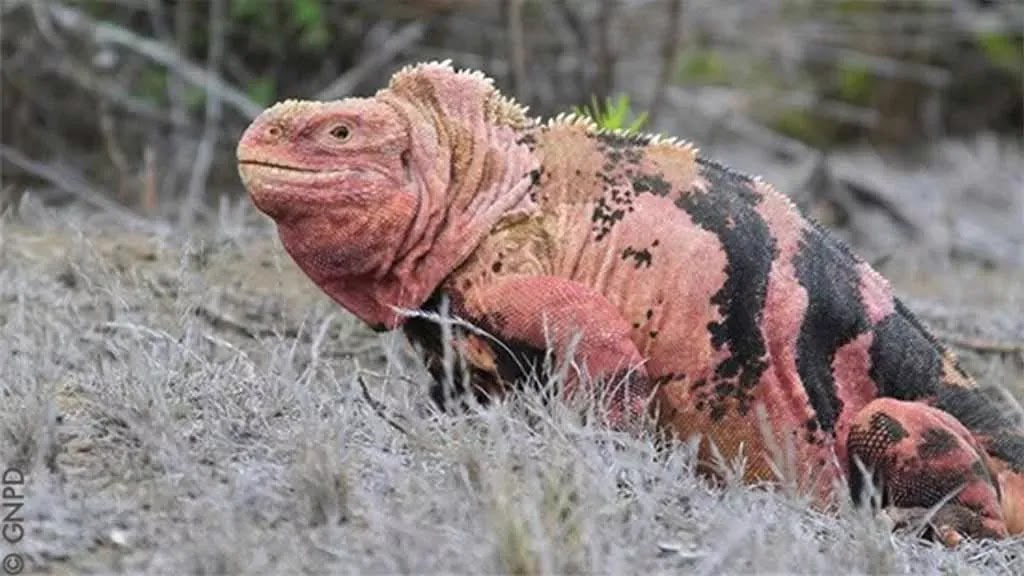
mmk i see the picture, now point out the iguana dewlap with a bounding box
[237,61,1024,544]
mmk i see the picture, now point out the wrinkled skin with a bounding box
[238,97,419,326]
[237,62,1024,545]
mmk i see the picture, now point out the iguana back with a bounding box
[237,61,1024,544]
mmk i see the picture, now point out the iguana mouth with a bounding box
[239,160,391,181]
[238,160,322,173]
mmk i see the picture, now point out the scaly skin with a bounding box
[237,61,1024,544]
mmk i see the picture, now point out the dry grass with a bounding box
[1,180,1023,574]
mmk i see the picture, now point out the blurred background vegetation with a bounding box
[1,0,1021,230]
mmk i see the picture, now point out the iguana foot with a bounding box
[847,398,1008,545]
[883,504,1002,547]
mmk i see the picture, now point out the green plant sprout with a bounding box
[573,94,649,134]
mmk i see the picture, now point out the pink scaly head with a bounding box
[237,61,538,330]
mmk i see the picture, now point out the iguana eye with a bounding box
[329,125,351,141]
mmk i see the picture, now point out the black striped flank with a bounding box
[793,227,870,434]
[674,158,777,417]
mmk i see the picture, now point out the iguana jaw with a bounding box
[237,62,539,330]
[237,160,397,220]
[236,97,424,328]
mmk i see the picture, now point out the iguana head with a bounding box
[237,61,538,329]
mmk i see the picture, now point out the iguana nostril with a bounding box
[267,125,282,138]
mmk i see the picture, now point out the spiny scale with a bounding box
[387,62,704,157]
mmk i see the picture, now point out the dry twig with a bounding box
[648,0,685,126]
[178,0,226,228]
[502,0,530,103]
[357,373,411,437]
[47,1,261,119]
[0,144,162,232]
[316,21,427,100]
[934,330,1024,356]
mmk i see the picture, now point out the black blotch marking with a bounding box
[516,133,537,146]
[525,167,542,202]
[793,226,870,434]
[632,322,640,329]
[673,158,776,418]
[847,412,910,508]
[986,433,1024,473]
[631,173,671,197]
[591,197,626,241]
[867,292,981,420]
[652,373,681,387]
[871,411,909,443]
[648,330,658,339]
[610,187,634,205]
[863,299,1024,473]
[970,459,995,487]
[709,403,727,422]
[589,154,649,242]
[488,337,548,390]
[471,311,550,392]
[652,239,660,247]
[918,427,958,458]
[403,292,548,410]
[869,301,942,401]
[491,261,503,273]
[621,246,653,269]
[891,466,972,509]
[895,299,975,387]
[645,309,653,320]
[927,376,1024,443]
[401,292,473,407]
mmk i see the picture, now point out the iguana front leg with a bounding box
[847,398,1009,545]
[449,274,652,425]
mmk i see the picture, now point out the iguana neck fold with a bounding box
[368,66,539,328]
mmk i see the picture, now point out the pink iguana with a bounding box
[236,61,1024,544]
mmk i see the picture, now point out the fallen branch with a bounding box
[0,144,164,232]
[47,1,262,119]
[934,330,1024,356]
[179,0,226,228]
[50,58,193,129]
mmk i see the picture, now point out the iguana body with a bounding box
[237,61,1024,544]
